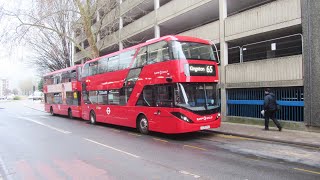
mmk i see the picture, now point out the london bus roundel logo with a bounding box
[106,107,111,115]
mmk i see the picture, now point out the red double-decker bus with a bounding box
[81,35,221,134]
[43,65,82,119]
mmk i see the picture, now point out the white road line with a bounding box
[84,138,140,158]
[0,156,13,180]
[40,116,50,119]
[17,117,71,134]
[179,170,201,179]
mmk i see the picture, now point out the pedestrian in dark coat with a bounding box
[264,88,282,131]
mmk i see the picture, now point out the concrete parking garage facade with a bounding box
[74,0,320,128]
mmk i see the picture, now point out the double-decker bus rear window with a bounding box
[171,41,216,61]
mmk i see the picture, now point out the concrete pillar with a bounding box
[154,25,160,38]
[119,0,123,50]
[302,0,320,127]
[219,0,228,121]
[154,0,160,38]
[154,0,160,9]
[119,41,124,50]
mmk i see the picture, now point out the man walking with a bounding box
[264,88,282,131]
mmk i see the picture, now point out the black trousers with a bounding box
[264,110,281,129]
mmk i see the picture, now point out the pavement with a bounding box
[209,122,320,149]
[24,100,320,149]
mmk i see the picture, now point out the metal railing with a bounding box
[216,34,303,64]
[227,87,304,122]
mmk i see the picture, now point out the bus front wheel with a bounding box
[138,115,149,134]
[90,111,96,124]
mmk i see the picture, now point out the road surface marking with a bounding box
[40,116,50,119]
[84,138,140,158]
[179,170,200,178]
[183,145,207,151]
[0,156,12,180]
[111,129,121,132]
[216,134,254,140]
[128,133,141,137]
[153,138,168,143]
[294,168,320,175]
[17,117,71,134]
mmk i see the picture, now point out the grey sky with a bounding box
[0,0,37,89]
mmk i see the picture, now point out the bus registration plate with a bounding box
[200,125,210,130]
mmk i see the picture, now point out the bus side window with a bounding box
[148,41,170,64]
[98,57,108,74]
[136,86,154,106]
[82,91,91,104]
[108,55,119,72]
[98,91,108,105]
[88,91,98,104]
[119,50,135,70]
[133,46,147,67]
[155,85,173,107]
[89,62,98,75]
[82,63,89,78]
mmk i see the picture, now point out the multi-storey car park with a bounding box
[73,0,320,129]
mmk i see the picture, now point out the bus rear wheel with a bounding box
[50,107,55,116]
[68,109,73,119]
[138,115,149,134]
[90,111,96,124]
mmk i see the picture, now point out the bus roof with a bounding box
[84,35,212,65]
[44,65,82,77]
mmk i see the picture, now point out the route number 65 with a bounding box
[206,66,213,73]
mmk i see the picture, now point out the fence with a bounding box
[227,87,304,122]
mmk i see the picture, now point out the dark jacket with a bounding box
[264,92,277,111]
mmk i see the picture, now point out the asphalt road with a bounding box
[0,100,319,180]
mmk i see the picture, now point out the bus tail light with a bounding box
[171,112,193,123]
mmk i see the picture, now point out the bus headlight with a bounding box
[216,113,221,119]
[171,112,193,123]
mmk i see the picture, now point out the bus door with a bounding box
[137,85,174,131]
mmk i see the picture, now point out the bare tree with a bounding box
[2,0,148,73]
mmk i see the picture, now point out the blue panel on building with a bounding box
[227,87,304,122]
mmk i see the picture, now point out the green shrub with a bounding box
[13,96,21,100]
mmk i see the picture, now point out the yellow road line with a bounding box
[216,134,254,140]
[294,168,320,175]
[153,138,168,143]
[128,133,141,137]
[183,145,207,151]
[111,129,121,132]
